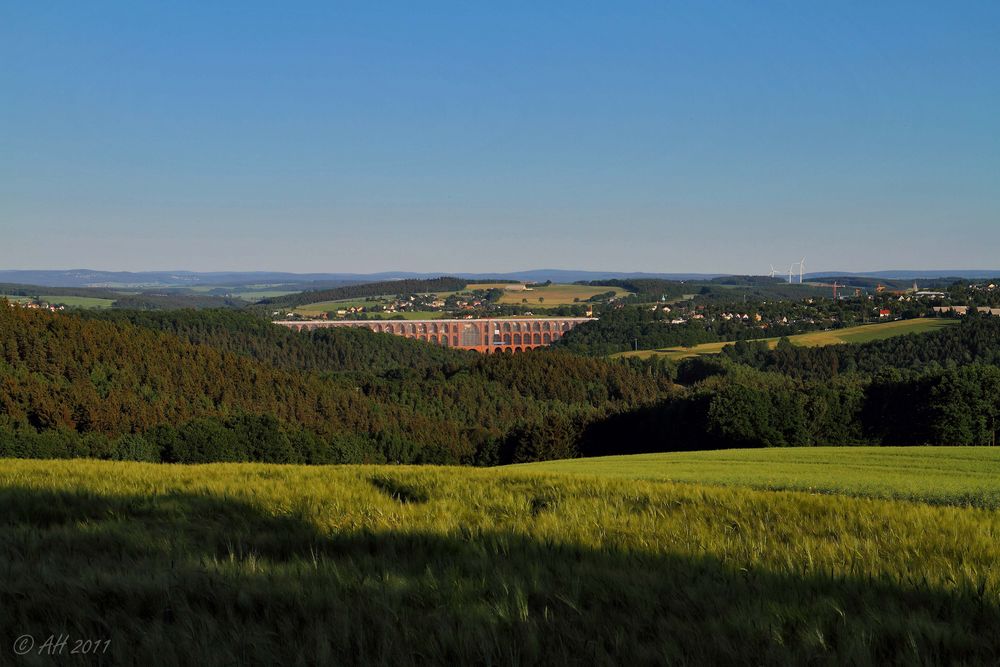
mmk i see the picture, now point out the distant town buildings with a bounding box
[5,300,65,312]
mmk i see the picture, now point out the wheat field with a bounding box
[1,453,998,665]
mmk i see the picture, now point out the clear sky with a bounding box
[2,1,998,274]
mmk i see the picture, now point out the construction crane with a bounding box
[812,281,851,299]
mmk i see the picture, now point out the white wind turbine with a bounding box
[799,257,806,284]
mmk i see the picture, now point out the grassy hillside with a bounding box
[492,283,631,306]
[620,318,958,360]
[1,456,998,665]
[517,446,1000,508]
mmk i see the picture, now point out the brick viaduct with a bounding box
[273,317,592,352]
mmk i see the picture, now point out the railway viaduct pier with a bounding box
[272,317,592,352]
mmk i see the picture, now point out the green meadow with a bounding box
[621,318,958,360]
[2,449,999,665]
[491,283,632,306]
[518,446,1000,508]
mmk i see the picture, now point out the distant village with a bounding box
[273,280,1000,333]
[643,281,1000,333]
[279,284,597,322]
[4,299,66,312]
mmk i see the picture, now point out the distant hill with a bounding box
[0,269,731,289]
[3,268,998,290]
[0,270,366,289]
[807,270,1000,281]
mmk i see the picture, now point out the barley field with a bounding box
[1,453,998,665]
[491,283,631,306]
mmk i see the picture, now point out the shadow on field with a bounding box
[1,486,997,666]
[578,396,723,455]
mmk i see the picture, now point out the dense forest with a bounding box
[0,303,673,465]
[84,309,474,374]
[259,277,468,309]
[576,279,687,303]
[580,317,1000,454]
[720,314,1000,380]
[2,302,1000,467]
[582,358,1000,454]
[554,306,721,355]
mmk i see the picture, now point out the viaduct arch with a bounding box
[272,317,592,352]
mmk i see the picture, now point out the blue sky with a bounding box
[2,1,998,274]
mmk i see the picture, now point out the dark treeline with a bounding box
[576,279,687,302]
[84,309,475,374]
[580,360,1000,455]
[0,283,122,300]
[259,277,467,308]
[111,293,246,310]
[555,307,720,355]
[720,316,1000,380]
[709,276,786,286]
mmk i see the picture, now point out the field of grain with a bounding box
[1,451,998,664]
[621,318,958,360]
[492,283,631,306]
[518,446,1000,508]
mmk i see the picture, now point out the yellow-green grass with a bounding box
[1,294,115,309]
[620,318,958,360]
[492,283,631,306]
[516,446,1000,509]
[1,455,999,664]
